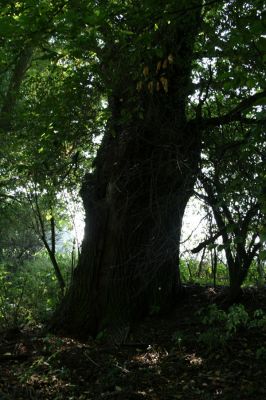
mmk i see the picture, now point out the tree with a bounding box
[51,0,205,336]
[52,0,266,336]
[1,1,265,336]
[192,122,265,302]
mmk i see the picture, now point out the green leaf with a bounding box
[259,250,266,261]
[234,236,244,244]
[257,37,266,52]
[260,232,266,243]
[226,224,235,233]
[254,97,266,106]
[223,81,234,91]
[155,48,164,58]
[0,17,17,36]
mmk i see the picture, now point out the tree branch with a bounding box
[191,89,266,128]
[0,47,34,131]
[191,229,223,253]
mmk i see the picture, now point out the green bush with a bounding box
[197,304,266,351]
[0,251,74,329]
[0,265,27,328]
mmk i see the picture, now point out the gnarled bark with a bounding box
[52,1,203,337]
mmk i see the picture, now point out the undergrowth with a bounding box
[0,252,73,329]
[196,304,266,351]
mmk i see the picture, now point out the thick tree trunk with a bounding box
[53,126,201,336]
[52,1,203,337]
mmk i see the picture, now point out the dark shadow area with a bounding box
[1,285,266,399]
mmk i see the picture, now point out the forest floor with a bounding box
[1,285,266,400]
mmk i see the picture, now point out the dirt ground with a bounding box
[1,285,266,400]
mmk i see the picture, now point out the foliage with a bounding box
[197,303,266,351]
[181,251,266,288]
[180,258,229,285]
[0,199,42,266]
[245,260,266,286]
[0,265,27,328]
[0,188,78,292]
[0,252,73,329]
[191,129,265,297]
[185,0,266,297]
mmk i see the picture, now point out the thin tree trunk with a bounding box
[44,241,65,295]
[257,257,264,287]
[187,261,193,282]
[29,192,65,294]
[212,248,217,288]
[197,246,206,278]
[51,216,56,255]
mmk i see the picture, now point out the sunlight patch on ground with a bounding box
[185,353,203,366]
[132,345,168,365]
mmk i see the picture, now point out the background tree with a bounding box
[192,122,265,302]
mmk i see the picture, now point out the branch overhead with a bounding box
[191,89,266,128]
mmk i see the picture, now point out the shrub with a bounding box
[0,251,74,329]
[197,304,256,351]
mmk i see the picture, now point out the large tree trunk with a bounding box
[52,1,203,337]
